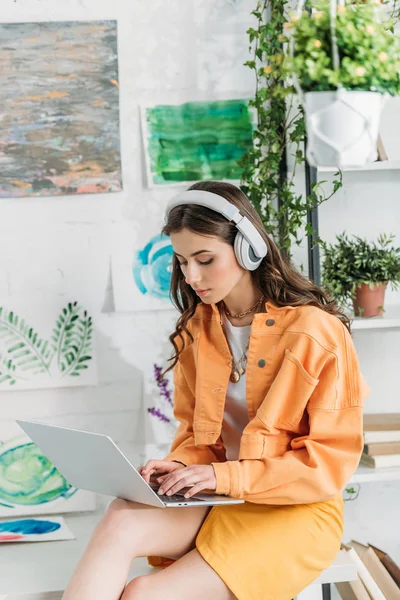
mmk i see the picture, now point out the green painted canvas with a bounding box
[143,99,255,185]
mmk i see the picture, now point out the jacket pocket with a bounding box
[256,349,319,430]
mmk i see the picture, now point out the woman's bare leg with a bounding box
[62,498,210,600]
[122,548,237,600]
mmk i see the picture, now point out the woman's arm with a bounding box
[163,360,226,466]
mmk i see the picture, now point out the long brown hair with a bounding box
[162,180,350,373]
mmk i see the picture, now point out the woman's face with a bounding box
[170,228,248,304]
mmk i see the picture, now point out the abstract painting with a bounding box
[0,516,74,543]
[0,21,121,198]
[0,434,95,517]
[0,300,97,390]
[133,234,173,302]
[141,99,255,186]
[112,220,176,312]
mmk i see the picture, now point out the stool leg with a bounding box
[296,584,323,599]
[322,583,331,600]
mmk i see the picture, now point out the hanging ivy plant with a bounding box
[239,0,342,256]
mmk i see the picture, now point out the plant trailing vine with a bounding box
[239,0,342,257]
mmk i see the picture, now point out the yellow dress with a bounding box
[148,493,344,600]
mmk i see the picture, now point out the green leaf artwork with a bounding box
[0,302,93,387]
[0,437,77,509]
[143,99,256,185]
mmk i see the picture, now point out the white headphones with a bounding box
[165,190,268,271]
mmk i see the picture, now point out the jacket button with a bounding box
[266,319,275,326]
[258,359,266,368]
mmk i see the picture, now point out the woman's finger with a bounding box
[183,483,207,498]
[142,465,167,482]
[142,460,179,476]
[140,459,169,483]
[157,469,186,493]
[141,460,164,474]
[141,468,155,483]
[159,470,199,496]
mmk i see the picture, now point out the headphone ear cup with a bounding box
[234,233,263,271]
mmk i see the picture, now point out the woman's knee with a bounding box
[105,497,132,517]
[102,497,131,526]
[121,574,152,600]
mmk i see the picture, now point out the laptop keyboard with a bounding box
[160,493,205,503]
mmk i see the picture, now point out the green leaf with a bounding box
[0,307,52,384]
[54,304,93,378]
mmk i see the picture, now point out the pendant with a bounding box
[230,370,240,383]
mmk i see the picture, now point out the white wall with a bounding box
[0,0,256,459]
[0,0,399,563]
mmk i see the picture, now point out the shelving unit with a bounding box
[306,161,400,283]
[304,159,400,576]
[349,464,400,485]
[307,163,400,331]
[351,305,400,330]
[317,160,400,174]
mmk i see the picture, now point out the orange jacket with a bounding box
[164,300,369,504]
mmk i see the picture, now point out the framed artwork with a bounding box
[112,219,175,312]
[0,20,121,197]
[0,299,97,391]
[0,432,95,517]
[0,516,75,543]
[141,98,255,187]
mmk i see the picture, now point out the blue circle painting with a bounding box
[133,234,173,300]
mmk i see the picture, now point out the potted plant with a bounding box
[284,0,400,168]
[321,232,400,317]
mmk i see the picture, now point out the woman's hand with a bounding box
[138,460,185,484]
[157,465,217,499]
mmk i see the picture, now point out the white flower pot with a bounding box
[304,90,385,168]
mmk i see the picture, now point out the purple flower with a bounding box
[148,363,174,424]
[153,363,173,406]
[147,407,171,423]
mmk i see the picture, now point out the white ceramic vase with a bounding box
[304,89,385,168]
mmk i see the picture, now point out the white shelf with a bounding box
[350,305,400,330]
[348,463,400,484]
[317,160,400,173]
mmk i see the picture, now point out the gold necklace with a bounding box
[223,295,264,320]
[219,307,250,383]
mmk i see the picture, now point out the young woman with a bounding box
[63,181,368,600]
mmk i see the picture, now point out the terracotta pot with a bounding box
[353,282,387,318]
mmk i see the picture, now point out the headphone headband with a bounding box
[165,190,267,260]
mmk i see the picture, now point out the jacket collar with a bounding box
[197,299,291,329]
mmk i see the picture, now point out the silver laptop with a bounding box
[16,420,244,508]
